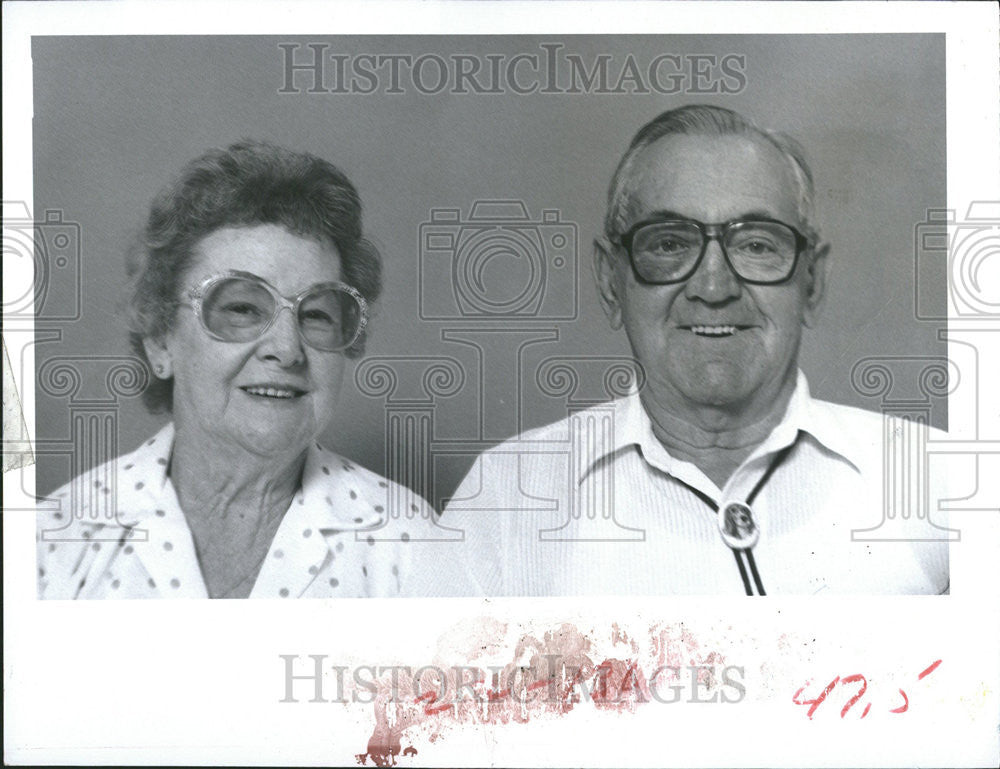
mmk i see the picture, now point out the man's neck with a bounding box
[643,375,797,489]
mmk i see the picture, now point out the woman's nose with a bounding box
[257,306,306,366]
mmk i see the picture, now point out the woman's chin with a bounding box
[232,428,315,462]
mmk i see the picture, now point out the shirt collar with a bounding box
[108,424,385,531]
[578,369,862,483]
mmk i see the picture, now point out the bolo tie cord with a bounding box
[684,438,798,596]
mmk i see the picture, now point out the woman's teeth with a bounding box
[243,386,297,398]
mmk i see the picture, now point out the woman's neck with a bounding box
[168,434,306,598]
[170,436,303,521]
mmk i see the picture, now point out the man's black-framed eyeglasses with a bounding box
[618,217,811,285]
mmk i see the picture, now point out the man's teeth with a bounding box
[244,386,297,398]
[690,325,738,336]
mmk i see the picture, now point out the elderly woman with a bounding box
[38,140,428,599]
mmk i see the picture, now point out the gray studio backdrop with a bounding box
[32,34,947,508]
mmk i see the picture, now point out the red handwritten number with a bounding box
[918,660,942,680]
[792,660,940,720]
[839,674,868,719]
[889,689,909,714]
[792,677,841,719]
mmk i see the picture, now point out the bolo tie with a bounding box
[683,437,798,596]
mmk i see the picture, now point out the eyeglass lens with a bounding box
[632,221,798,283]
[201,278,361,350]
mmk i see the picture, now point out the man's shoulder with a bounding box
[809,397,886,429]
[448,400,629,508]
[476,399,628,456]
[805,396,949,471]
[810,397,947,435]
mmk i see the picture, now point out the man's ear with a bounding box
[801,241,830,328]
[594,236,625,330]
[142,335,173,380]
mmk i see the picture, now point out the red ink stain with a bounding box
[861,702,871,719]
[918,659,941,680]
[355,622,725,761]
[889,689,909,714]
[591,659,650,711]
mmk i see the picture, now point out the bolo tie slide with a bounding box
[684,439,797,596]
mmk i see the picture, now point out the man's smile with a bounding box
[677,323,755,338]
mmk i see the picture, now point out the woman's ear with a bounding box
[593,237,625,330]
[143,336,173,379]
[801,241,830,329]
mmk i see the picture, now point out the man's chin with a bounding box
[679,363,755,403]
[669,364,797,422]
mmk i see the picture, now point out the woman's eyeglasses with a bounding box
[618,217,810,285]
[181,271,368,352]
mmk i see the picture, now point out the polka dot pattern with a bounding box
[37,424,436,600]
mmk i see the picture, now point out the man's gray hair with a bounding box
[604,104,818,244]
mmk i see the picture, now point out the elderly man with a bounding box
[433,104,950,597]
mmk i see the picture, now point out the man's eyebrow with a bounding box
[638,209,782,224]
[638,209,695,222]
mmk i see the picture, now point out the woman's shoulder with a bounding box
[309,443,421,493]
[304,443,439,524]
[40,426,173,520]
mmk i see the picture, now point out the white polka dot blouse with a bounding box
[37,424,436,599]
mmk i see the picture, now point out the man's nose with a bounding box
[683,238,742,303]
[257,306,306,366]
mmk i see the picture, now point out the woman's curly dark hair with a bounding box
[126,139,382,413]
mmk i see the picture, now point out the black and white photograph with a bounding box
[4,2,999,766]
